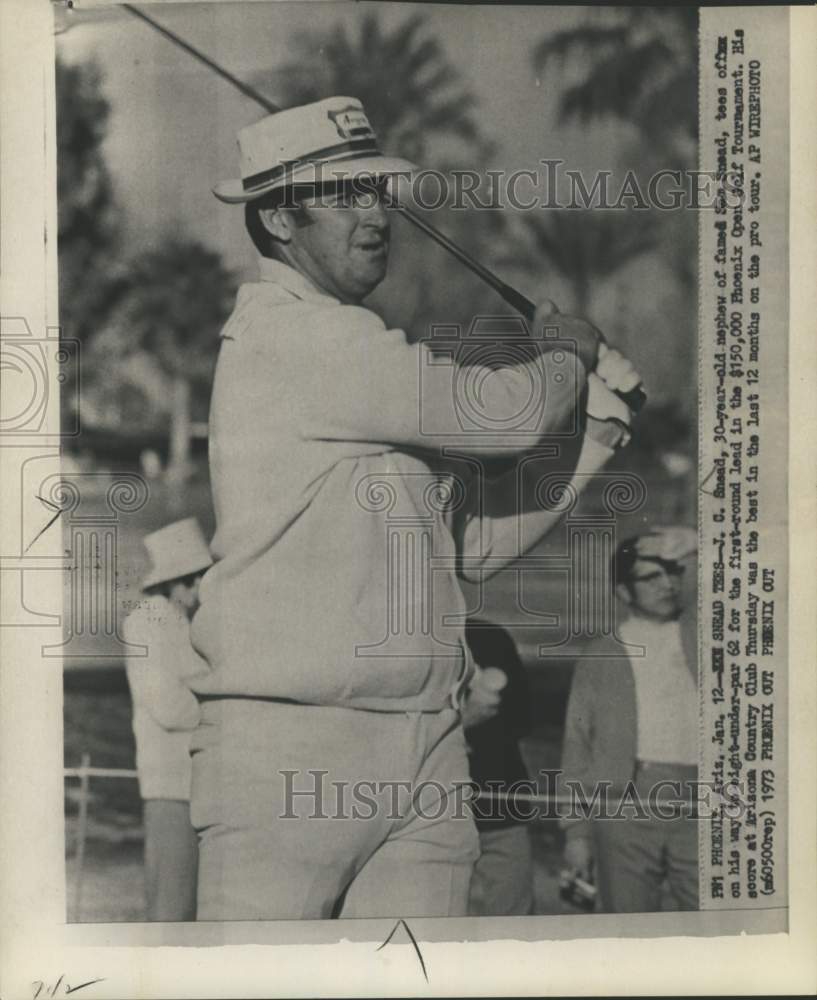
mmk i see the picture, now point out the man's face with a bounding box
[619,557,685,622]
[265,180,391,303]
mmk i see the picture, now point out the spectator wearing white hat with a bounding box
[123,517,212,922]
[189,96,643,920]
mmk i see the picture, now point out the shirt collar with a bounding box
[257,257,340,305]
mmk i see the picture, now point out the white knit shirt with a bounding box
[620,614,698,766]
[190,258,612,711]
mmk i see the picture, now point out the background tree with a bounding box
[532,8,697,166]
[532,8,698,289]
[257,11,488,164]
[87,238,235,485]
[56,58,124,345]
[505,209,658,316]
[56,56,129,436]
[257,10,506,340]
[530,7,698,519]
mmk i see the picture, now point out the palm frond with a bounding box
[557,39,674,125]
[531,9,696,163]
[533,24,631,71]
[256,11,487,164]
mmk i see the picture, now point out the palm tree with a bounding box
[531,9,698,293]
[505,209,658,316]
[253,10,507,336]
[532,8,697,167]
[255,11,488,164]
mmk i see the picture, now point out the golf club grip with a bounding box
[614,384,647,413]
[507,286,647,414]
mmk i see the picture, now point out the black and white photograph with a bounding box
[0,0,815,996]
[55,0,701,924]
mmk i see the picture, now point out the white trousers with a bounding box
[190,700,480,920]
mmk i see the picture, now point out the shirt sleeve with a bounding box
[560,660,597,841]
[123,613,201,732]
[457,433,614,581]
[295,304,586,456]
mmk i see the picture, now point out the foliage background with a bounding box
[57,3,697,466]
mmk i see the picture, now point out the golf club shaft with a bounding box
[124,3,646,413]
[395,206,647,412]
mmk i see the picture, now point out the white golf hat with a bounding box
[141,517,213,590]
[213,96,416,204]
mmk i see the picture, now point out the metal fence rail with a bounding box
[64,755,140,921]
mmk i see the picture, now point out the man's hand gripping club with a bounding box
[533,298,643,449]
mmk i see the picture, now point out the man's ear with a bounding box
[259,206,291,244]
[616,581,633,606]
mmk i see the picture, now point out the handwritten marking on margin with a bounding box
[24,494,64,553]
[65,979,106,995]
[698,463,719,496]
[376,919,428,982]
[32,977,106,998]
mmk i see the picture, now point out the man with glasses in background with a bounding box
[560,526,699,913]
